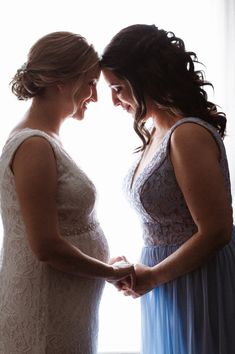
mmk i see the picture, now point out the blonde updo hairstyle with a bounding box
[11,31,99,100]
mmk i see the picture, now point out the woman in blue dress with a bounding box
[101,24,235,354]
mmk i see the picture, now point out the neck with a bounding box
[152,110,183,136]
[20,97,66,136]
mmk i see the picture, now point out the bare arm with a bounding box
[12,137,134,282]
[131,123,233,295]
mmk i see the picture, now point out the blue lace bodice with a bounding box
[124,118,231,246]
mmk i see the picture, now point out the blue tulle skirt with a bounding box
[140,228,235,354]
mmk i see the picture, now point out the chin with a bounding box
[71,112,84,121]
[130,110,136,118]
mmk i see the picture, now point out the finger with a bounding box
[130,267,136,290]
[112,262,132,271]
[123,290,132,296]
[122,288,136,296]
[109,256,124,265]
[116,281,127,291]
[111,262,137,284]
[120,255,128,262]
[115,285,122,291]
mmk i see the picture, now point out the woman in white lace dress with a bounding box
[0,31,134,354]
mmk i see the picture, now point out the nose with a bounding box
[90,86,98,102]
[111,91,121,106]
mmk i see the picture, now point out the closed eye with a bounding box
[111,85,122,94]
[89,79,98,87]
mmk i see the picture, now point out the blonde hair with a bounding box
[11,31,99,100]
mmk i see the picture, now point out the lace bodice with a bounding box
[0,129,100,235]
[124,117,232,246]
[0,129,109,353]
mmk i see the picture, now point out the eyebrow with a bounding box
[109,83,122,88]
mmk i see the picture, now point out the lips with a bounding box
[83,101,88,109]
[122,104,131,112]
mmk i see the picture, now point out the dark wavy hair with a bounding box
[101,24,226,151]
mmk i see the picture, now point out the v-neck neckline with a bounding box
[129,117,195,191]
[130,131,170,190]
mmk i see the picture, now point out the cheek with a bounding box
[121,90,133,103]
[123,96,134,107]
[74,95,84,107]
[119,93,129,102]
[82,88,92,101]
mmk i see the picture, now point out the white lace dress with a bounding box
[0,129,109,354]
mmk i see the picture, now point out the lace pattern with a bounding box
[124,117,232,246]
[0,129,109,353]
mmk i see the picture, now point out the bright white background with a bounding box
[0,1,234,353]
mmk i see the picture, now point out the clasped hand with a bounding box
[109,256,155,298]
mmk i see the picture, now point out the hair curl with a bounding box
[11,31,99,100]
[101,24,226,151]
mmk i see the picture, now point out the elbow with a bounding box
[221,225,233,245]
[28,234,65,263]
[31,243,58,263]
[37,253,50,262]
[199,223,233,251]
[215,223,233,248]
[33,249,51,262]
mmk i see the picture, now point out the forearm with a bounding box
[151,230,229,287]
[41,237,113,279]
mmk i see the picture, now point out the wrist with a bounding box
[149,266,159,287]
[105,264,119,280]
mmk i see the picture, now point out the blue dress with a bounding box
[125,117,235,354]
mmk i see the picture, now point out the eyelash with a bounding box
[89,80,97,87]
[113,86,122,93]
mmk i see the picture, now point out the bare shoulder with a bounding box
[16,135,54,153]
[14,136,55,160]
[170,122,219,156]
[12,136,56,173]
